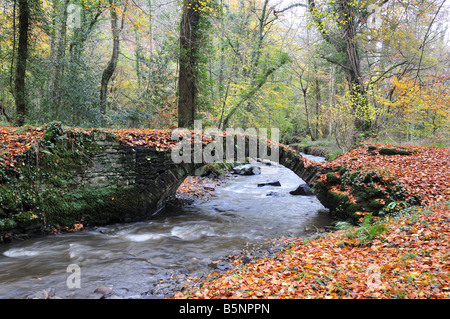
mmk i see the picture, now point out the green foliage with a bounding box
[0,218,17,231]
[336,213,388,246]
[26,50,102,127]
[327,149,344,161]
[0,0,446,148]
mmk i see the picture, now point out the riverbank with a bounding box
[173,175,231,207]
[143,163,331,299]
[174,144,449,299]
[174,201,449,299]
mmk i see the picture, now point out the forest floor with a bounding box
[174,144,450,299]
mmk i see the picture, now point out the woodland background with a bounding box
[0,0,448,153]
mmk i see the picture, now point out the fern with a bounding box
[335,213,388,246]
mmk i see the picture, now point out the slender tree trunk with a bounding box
[221,59,287,128]
[148,0,153,55]
[302,87,314,141]
[52,0,70,118]
[9,0,16,93]
[250,0,269,77]
[220,0,288,129]
[14,0,30,126]
[298,70,314,141]
[100,0,126,116]
[314,77,321,139]
[177,0,201,129]
[135,28,142,90]
[69,4,103,63]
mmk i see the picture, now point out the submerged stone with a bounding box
[258,181,281,187]
[289,184,314,196]
[232,164,261,175]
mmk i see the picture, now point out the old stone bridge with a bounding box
[76,129,328,224]
[0,124,330,233]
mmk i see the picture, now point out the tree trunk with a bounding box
[9,0,17,93]
[100,0,125,116]
[249,0,269,77]
[338,0,370,134]
[221,59,288,129]
[135,28,143,90]
[148,0,153,55]
[308,0,371,137]
[69,5,103,63]
[177,0,201,129]
[302,87,315,141]
[52,0,70,118]
[298,70,314,141]
[14,0,30,126]
[314,75,321,139]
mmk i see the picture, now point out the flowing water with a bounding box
[0,156,332,299]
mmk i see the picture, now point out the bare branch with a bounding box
[273,2,307,15]
[415,0,446,83]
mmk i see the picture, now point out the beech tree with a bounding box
[306,0,385,137]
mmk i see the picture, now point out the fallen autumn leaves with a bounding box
[319,144,450,206]
[175,202,449,299]
[175,144,449,299]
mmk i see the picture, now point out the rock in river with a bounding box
[257,181,281,187]
[232,164,261,175]
[289,183,313,196]
[266,191,285,197]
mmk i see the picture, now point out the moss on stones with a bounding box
[326,172,340,185]
[313,165,414,223]
[195,162,233,177]
[378,147,412,156]
[0,122,161,240]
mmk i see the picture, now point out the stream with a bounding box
[0,154,332,299]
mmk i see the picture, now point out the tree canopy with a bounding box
[0,0,448,146]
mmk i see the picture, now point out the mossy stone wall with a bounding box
[0,125,195,239]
